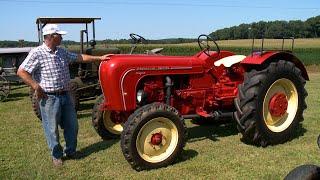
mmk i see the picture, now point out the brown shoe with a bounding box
[52,158,63,167]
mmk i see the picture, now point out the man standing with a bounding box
[17,24,112,167]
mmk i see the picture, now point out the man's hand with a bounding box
[34,84,47,100]
[17,68,47,100]
[100,54,114,61]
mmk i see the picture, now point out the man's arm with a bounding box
[17,68,46,99]
[76,54,113,63]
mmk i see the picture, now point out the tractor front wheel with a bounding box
[121,103,187,171]
[234,60,307,146]
[92,95,125,139]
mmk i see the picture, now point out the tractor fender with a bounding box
[241,51,309,80]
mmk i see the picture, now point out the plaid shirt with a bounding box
[20,43,78,92]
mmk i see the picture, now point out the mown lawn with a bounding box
[1,72,319,179]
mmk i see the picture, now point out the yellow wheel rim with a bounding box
[263,78,298,132]
[136,117,179,163]
[103,111,123,135]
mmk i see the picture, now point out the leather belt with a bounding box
[45,91,67,96]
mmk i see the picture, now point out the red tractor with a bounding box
[92,34,308,171]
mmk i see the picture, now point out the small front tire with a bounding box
[121,103,187,171]
[92,95,124,140]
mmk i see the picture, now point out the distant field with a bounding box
[67,38,320,65]
[96,38,320,48]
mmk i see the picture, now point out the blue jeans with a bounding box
[39,93,78,159]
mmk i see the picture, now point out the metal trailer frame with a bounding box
[0,47,33,101]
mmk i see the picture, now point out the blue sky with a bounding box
[0,0,319,41]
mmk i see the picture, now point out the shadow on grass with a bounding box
[77,112,92,119]
[294,124,307,139]
[175,149,198,164]
[77,102,95,119]
[78,102,95,111]
[187,118,238,143]
[74,139,119,159]
[236,122,307,147]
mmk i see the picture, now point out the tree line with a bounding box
[210,16,320,40]
[0,40,79,48]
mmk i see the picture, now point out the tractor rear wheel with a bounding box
[284,164,320,180]
[234,60,307,147]
[69,82,80,111]
[121,103,187,171]
[30,88,42,120]
[30,87,79,121]
[92,95,124,140]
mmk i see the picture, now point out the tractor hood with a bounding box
[104,54,194,68]
[99,54,204,111]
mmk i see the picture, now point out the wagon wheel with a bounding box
[121,103,187,171]
[234,60,307,147]
[0,76,10,101]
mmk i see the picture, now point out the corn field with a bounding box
[68,38,320,65]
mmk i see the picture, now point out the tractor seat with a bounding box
[214,55,246,67]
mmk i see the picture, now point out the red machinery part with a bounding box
[151,133,163,145]
[269,93,288,117]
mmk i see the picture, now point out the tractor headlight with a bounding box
[137,90,145,103]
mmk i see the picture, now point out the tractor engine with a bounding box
[137,65,244,116]
[136,77,165,106]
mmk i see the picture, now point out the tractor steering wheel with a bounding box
[197,34,220,57]
[130,33,147,44]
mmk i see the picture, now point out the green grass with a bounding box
[1,72,320,179]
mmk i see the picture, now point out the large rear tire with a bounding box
[284,164,320,180]
[121,103,187,171]
[92,95,124,140]
[30,87,79,121]
[234,60,307,146]
[69,82,79,111]
[29,88,42,120]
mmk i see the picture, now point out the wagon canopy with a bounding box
[36,17,101,24]
[0,47,33,54]
[36,17,101,44]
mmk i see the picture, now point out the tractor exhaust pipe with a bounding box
[182,111,234,120]
[165,76,173,105]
